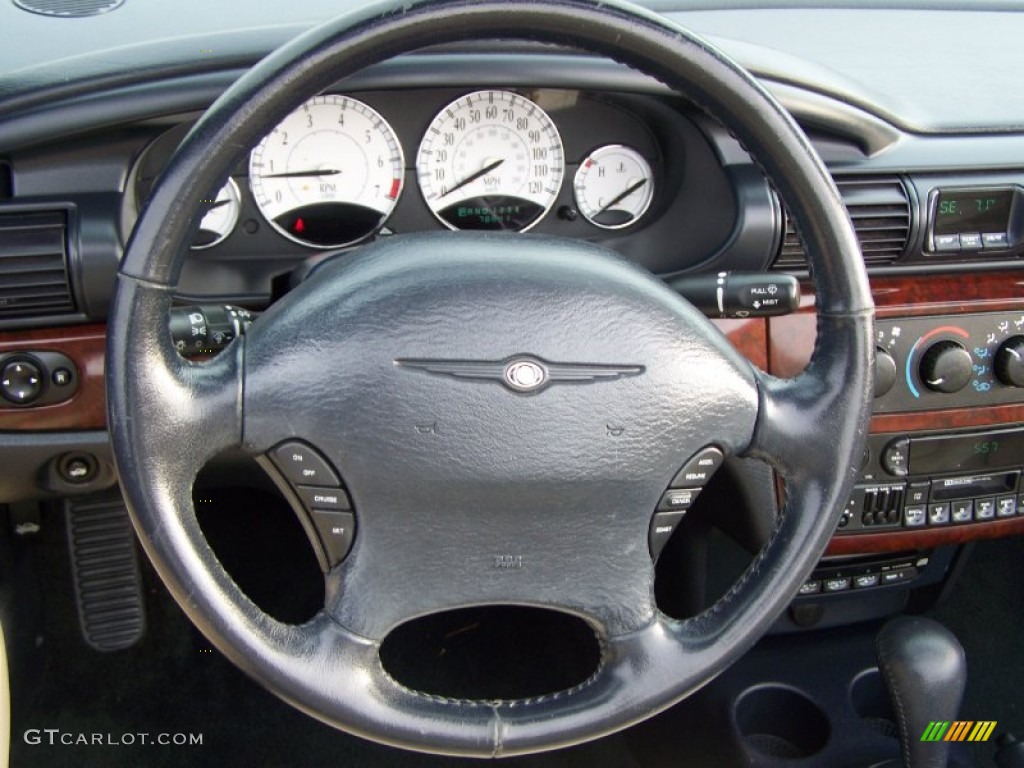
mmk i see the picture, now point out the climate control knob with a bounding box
[874,346,898,397]
[919,340,973,394]
[995,335,1024,387]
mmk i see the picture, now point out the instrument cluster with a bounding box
[132,88,667,252]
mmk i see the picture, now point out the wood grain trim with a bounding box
[0,325,106,431]
[713,317,768,370]
[826,516,1024,556]
[871,405,1024,433]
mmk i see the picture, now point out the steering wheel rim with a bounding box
[107,0,874,757]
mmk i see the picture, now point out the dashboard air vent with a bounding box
[775,176,911,270]
[11,0,124,18]
[0,210,75,319]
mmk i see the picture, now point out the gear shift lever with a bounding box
[876,616,967,768]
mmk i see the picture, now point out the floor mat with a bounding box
[929,536,1024,766]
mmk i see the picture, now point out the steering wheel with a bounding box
[107,0,873,757]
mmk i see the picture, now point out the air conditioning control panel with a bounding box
[873,312,1024,413]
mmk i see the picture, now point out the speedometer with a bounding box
[415,90,564,232]
[249,95,404,248]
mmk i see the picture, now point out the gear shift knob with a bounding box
[876,616,966,768]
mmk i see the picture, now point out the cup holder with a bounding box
[735,685,831,760]
[851,668,899,740]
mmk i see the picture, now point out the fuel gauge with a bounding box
[573,145,653,230]
[192,179,241,250]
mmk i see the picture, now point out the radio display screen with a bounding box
[910,428,1024,475]
[933,188,1014,235]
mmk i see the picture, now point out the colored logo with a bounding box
[921,721,997,742]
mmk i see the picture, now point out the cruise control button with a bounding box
[996,495,1017,518]
[670,447,724,488]
[296,485,351,511]
[657,488,700,512]
[951,500,974,523]
[271,441,340,487]
[975,497,996,520]
[649,511,686,559]
[310,510,355,567]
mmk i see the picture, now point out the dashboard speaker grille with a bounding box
[0,210,75,319]
[11,0,123,17]
[775,176,912,270]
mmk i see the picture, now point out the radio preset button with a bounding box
[904,505,926,527]
[951,500,974,523]
[996,495,1017,518]
[974,497,997,520]
[928,503,951,525]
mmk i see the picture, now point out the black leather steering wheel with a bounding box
[107,0,873,757]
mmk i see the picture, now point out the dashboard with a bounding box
[1,0,1024,613]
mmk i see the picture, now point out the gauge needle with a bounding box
[598,178,647,214]
[205,199,231,211]
[438,158,505,199]
[259,169,343,178]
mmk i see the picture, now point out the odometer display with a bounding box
[416,90,564,232]
[249,95,404,248]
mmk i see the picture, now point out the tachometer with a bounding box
[249,95,404,248]
[416,90,564,231]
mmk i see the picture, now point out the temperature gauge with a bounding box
[573,145,654,230]
[192,179,241,250]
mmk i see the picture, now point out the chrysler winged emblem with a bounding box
[394,355,644,394]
